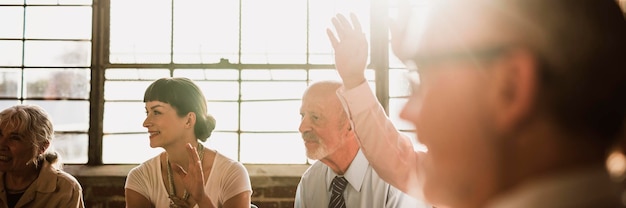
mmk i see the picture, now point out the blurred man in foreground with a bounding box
[329,0,626,207]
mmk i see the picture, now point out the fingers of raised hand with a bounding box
[332,13,365,39]
[173,163,188,176]
[349,13,362,33]
[336,13,359,39]
[331,17,346,40]
[185,143,201,164]
[327,28,340,49]
[169,196,191,208]
[336,13,352,31]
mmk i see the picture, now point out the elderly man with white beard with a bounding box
[294,80,430,208]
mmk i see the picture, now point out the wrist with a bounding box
[342,77,366,90]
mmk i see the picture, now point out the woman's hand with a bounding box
[173,143,212,207]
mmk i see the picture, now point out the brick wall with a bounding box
[249,176,299,208]
[65,164,307,208]
[77,175,126,208]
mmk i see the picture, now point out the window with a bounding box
[0,0,422,165]
[0,1,92,163]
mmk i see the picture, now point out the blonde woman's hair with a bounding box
[0,104,59,167]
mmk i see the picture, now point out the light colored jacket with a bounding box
[0,160,84,208]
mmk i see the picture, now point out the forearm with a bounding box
[337,83,423,198]
[355,102,423,198]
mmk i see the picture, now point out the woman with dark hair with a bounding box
[125,77,252,208]
[0,104,84,208]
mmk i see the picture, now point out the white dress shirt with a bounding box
[294,150,430,208]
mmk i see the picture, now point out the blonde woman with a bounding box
[0,104,84,208]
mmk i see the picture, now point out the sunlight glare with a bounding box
[606,149,626,180]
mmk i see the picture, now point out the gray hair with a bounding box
[0,105,58,167]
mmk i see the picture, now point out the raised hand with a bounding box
[169,196,191,208]
[327,13,369,90]
[173,143,210,207]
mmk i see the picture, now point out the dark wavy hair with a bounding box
[143,77,216,141]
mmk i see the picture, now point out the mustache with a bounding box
[302,132,319,142]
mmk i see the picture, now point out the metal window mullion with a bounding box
[169,0,175,77]
[371,0,390,114]
[236,0,243,162]
[20,2,26,102]
[88,0,109,165]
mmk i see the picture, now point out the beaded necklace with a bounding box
[166,142,204,208]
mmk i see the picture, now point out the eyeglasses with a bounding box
[409,44,512,71]
[402,44,512,95]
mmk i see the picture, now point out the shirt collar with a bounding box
[0,160,58,194]
[31,160,58,193]
[326,149,369,192]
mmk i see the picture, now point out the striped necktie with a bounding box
[329,176,348,208]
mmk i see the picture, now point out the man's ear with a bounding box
[491,48,538,132]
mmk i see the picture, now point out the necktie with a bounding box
[329,176,348,208]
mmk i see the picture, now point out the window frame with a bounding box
[88,0,394,165]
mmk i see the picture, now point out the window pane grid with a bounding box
[0,2,92,163]
[103,67,356,164]
[3,0,411,164]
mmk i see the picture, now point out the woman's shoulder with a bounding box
[211,152,249,178]
[55,169,83,190]
[213,152,244,168]
[41,162,83,191]
[208,151,252,195]
[128,154,163,176]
